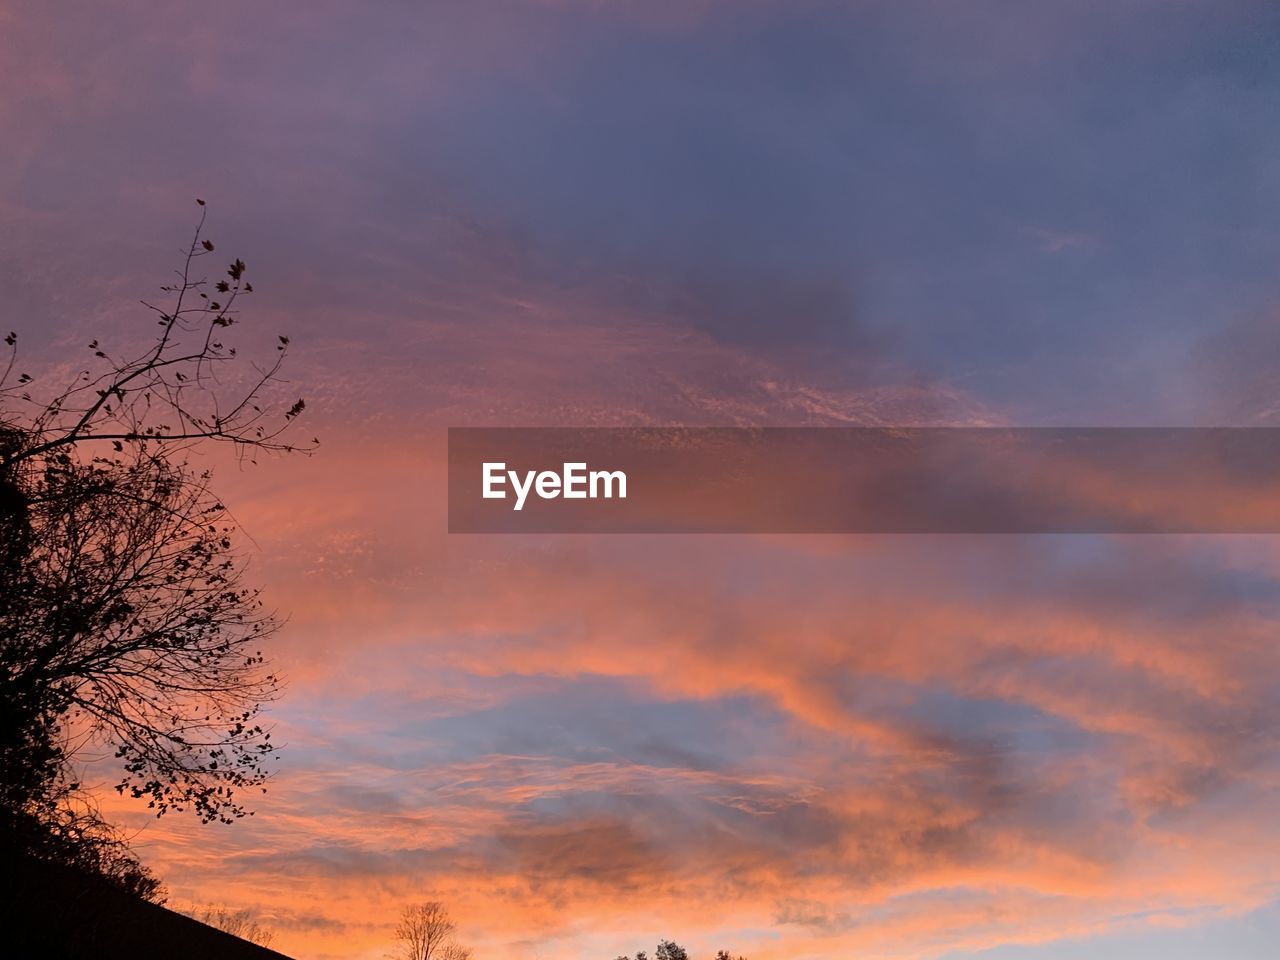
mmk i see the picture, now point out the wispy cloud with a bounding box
[7,0,1280,957]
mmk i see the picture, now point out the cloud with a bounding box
[7,0,1280,958]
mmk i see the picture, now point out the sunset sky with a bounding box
[5,1,1280,958]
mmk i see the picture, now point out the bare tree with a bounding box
[2,200,307,463]
[0,202,311,888]
[181,903,276,947]
[395,901,472,960]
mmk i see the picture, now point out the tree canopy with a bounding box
[0,202,310,896]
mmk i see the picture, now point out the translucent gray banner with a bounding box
[448,428,1280,533]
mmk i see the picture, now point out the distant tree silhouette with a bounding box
[615,943,745,960]
[394,901,473,960]
[181,903,277,947]
[0,202,311,895]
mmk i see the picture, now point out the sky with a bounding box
[4,1,1280,958]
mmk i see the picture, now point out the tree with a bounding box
[3,774,164,902]
[181,903,276,947]
[394,901,472,960]
[614,944,744,960]
[0,202,311,892]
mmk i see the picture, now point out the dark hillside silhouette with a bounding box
[0,848,295,960]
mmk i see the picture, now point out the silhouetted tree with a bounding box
[181,903,276,947]
[0,202,311,895]
[615,944,743,960]
[395,901,472,960]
